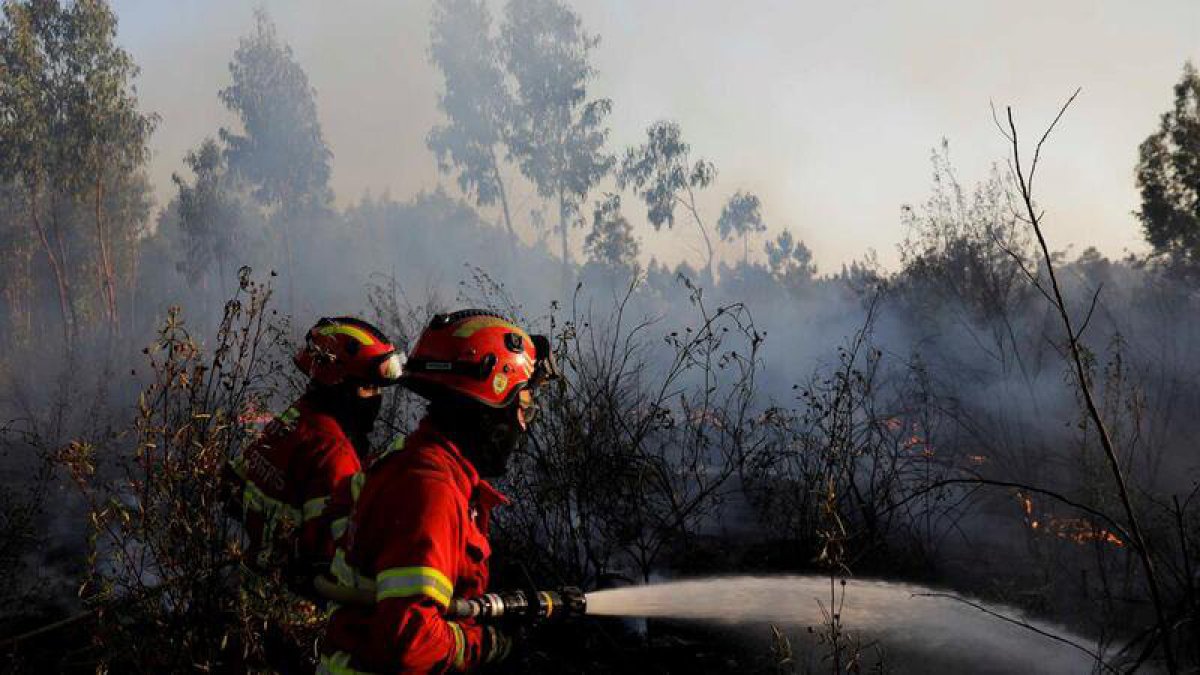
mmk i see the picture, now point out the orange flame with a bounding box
[1015,493,1123,547]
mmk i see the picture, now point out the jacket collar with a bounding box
[412,417,510,508]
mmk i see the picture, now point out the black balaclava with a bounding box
[427,394,526,478]
[309,382,383,458]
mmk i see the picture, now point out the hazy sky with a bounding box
[111,0,1200,273]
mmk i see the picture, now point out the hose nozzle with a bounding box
[447,586,586,623]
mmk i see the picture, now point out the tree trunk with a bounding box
[558,188,571,290]
[29,179,74,349]
[490,147,517,242]
[94,172,119,335]
[683,186,715,285]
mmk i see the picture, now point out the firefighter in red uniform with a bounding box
[320,310,557,674]
[227,316,404,594]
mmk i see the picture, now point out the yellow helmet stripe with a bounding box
[451,316,529,341]
[318,324,377,345]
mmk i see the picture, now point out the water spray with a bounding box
[318,575,1108,673]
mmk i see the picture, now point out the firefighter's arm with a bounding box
[365,473,488,672]
[297,433,362,566]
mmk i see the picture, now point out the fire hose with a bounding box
[446,587,586,622]
[314,575,587,624]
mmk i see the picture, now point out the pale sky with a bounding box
[111,0,1200,273]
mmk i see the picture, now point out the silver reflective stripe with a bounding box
[375,566,453,607]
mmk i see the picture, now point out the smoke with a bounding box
[111,0,1200,271]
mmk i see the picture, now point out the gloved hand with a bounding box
[481,625,516,665]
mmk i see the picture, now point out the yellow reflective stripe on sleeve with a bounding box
[303,496,329,522]
[350,472,366,502]
[318,324,376,345]
[375,566,454,607]
[241,481,301,523]
[330,548,376,594]
[317,651,377,675]
[330,516,349,540]
[448,622,466,670]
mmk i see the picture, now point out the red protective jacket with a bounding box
[321,418,508,674]
[228,393,363,579]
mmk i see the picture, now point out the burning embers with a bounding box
[882,417,936,458]
[1016,492,1124,547]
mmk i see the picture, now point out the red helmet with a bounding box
[293,317,404,387]
[401,310,557,407]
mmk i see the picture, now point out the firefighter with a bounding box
[227,316,404,595]
[320,310,557,674]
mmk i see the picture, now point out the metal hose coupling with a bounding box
[446,587,586,623]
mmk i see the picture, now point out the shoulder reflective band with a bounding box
[375,566,454,607]
[448,622,466,670]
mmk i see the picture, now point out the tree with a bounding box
[896,140,1030,324]
[0,0,75,344]
[718,190,766,264]
[171,139,248,289]
[765,228,816,292]
[427,0,517,240]
[1136,61,1200,277]
[618,120,717,282]
[584,193,638,271]
[501,0,614,281]
[58,0,157,334]
[0,0,155,344]
[219,10,331,304]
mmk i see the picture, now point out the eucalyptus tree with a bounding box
[501,0,614,280]
[618,121,717,283]
[584,193,639,271]
[219,10,331,303]
[718,190,766,264]
[0,0,73,343]
[427,0,518,240]
[1136,61,1200,279]
[58,0,157,334]
[764,228,816,293]
[0,0,155,343]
